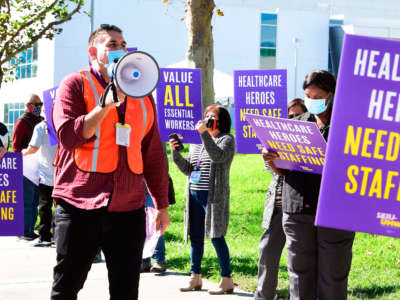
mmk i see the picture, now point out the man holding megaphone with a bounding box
[51,24,170,300]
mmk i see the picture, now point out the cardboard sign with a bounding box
[0,153,23,236]
[156,68,202,144]
[234,69,287,153]
[245,114,327,174]
[42,86,59,146]
[316,34,400,238]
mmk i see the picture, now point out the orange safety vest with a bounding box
[74,70,154,174]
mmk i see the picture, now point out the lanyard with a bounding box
[196,145,205,168]
[118,96,128,124]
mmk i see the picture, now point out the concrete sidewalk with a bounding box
[0,237,252,300]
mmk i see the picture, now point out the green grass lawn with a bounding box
[165,148,400,299]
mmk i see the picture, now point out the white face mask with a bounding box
[304,96,328,115]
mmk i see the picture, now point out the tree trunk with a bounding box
[0,69,3,90]
[185,0,215,111]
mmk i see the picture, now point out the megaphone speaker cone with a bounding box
[114,51,160,98]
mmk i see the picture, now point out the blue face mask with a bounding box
[107,50,125,78]
[33,107,42,116]
[304,96,328,115]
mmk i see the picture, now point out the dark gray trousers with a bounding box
[282,213,355,300]
[254,207,286,300]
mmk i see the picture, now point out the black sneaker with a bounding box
[33,239,52,247]
[150,262,166,273]
[18,232,39,241]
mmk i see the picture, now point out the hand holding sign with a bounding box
[246,113,327,174]
[261,148,279,162]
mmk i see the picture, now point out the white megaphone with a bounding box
[111,51,160,99]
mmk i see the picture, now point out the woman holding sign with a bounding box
[170,104,235,295]
[263,70,355,300]
[255,98,307,300]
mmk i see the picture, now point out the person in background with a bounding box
[12,94,43,241]
[141,144,176,274]
[263,70,355,300]
[12,94,43,152]
[22,117,57,247]
[254,98,307,300]
[50,24,170,300]
[0,122,9,158]
[171,104,235,295]
[140,184,167,273]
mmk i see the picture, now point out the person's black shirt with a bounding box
[282,112,330,215]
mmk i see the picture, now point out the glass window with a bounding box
[260,13,277,70]
[20,66,26,79]
[4,104,8,123]
[328,18,344,75]
[32,65,38,77]
[330,19,343,26]
[7,43,38,80]
[3,102,25,134]
[261,13,277,25]
[261,26,277,48]
[260,55,276,70]
[33,43,38,61]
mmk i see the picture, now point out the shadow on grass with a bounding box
[350,285,399,298]
[164,231,185,243]
[166,256,190,271]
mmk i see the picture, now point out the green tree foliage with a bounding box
[0,0,84,87]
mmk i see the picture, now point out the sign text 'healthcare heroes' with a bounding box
[245,114,327,174]
[234,69,287,154]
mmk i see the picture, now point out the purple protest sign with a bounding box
[156,68,202,144]
[316,34,400,238]
[0,152,23,236]
[234,69,287,154]
[245,114,327,174]
[43,86,58,146]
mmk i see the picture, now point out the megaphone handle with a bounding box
[110,83,119,104]
[99,83,119,108]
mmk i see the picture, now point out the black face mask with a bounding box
[204,117,218,130]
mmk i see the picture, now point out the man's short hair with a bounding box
[26,94,41,105]
[88,24,123,46]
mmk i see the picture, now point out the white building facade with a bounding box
[1,0,400,133]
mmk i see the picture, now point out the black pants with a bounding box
[51,199,146,300]
[283,213,355,300]
[38,184,54,241]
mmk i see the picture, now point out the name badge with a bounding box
[115,123,131,147]
[189,171,201,184]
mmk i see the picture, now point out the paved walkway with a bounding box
[0,237,253,300]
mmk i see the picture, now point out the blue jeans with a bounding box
[23,176,39,237]
[142,189,166,263]
[189,189,231,277]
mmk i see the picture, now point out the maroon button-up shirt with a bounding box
[52,68,169,212]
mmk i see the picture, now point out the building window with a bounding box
[328,18,344,75]
[260,13,277,69]
[4,103,25,134]
[9,43,38,80]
